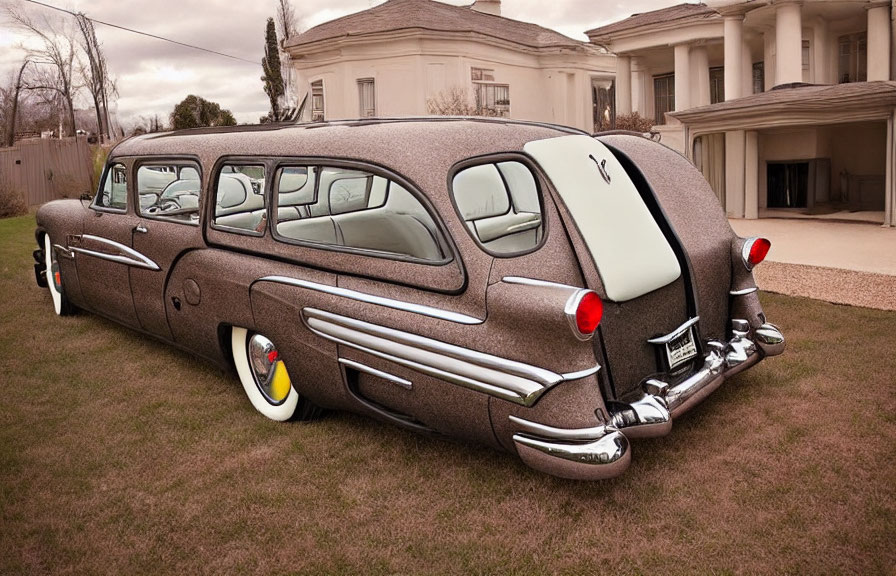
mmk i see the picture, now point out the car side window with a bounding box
[275,165,446,262]
[451,160,544,256]
[213,163,267,234]
[94,162,127,211]
[137,162,202,224]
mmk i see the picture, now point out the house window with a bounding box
[709,67,724,104]
[839,33,868,83]
[802,40,810,71]
[471,67,510,116]
[311,80,324,121]
[358,78,375,117]
[653,73,674,124]
[752,62,765,94]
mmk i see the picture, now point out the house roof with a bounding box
[585,3,719,41]
[284,0,590,52]
[669,81,896,129]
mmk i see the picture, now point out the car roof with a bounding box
[111,117,585,170]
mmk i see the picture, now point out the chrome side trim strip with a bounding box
[646,316,700,345]
[509,415,609,441]
[560,364,600,381]
[302,308,562,406]
[502,276,581,291]
[730,287,758,296]
[70,235,160,271]
[260,275,482,325]
[338,358,413,390]
[52,244,74,260]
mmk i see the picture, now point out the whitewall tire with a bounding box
[44,234,73,316]
[231,327,321,422]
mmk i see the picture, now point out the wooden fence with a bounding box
[0,137,94,206]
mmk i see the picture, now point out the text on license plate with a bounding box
[666,327,697,369]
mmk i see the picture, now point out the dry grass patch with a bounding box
[1,213,894,574]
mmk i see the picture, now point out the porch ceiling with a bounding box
[669,82,896,133]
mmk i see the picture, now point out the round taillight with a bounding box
[567,290,603,340]
[744,237,771,270]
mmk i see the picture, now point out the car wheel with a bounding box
[44,234,74,316]
[231,327,321,421]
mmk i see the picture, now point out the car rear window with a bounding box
[451,160,544,256]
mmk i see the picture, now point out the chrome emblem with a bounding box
[589,154,611,184]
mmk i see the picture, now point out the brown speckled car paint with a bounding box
[34,118,783,480]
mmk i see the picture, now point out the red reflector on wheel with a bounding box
[745,237,771,269]
[575,291,603,336]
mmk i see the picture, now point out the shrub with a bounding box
[52,172,90,199]
[614,112,656,133]
[0,178,28,218]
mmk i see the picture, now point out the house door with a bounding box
[767,162,809,208]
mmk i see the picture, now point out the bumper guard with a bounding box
[510,319,785,480]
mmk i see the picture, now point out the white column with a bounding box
[692,46,710,107]
[763,32,775,90]
[616,55,632,115]
[813,17,829,84]
[741,38,753,97]
[867,4,891,81]
[674,44,691,111]
[745,131,759,219]
[775,2,803,85]
[886,109,895,227]
[724,16,743,101]
[725,130,746,218]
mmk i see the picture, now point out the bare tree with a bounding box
[1,59,31,147]
[276,0,300,41]
[426,86,502,117]
[75,12,115,143]
[5,3,80,137]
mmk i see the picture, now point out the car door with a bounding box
[129,160,205,341]
[74,161,143,328]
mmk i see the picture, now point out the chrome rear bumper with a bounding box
[510,320,784,480]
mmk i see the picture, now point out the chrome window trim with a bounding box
[69,235,160,271]
[646,316,700,345]
[259,275,482,325]
[730,287,758,296]
[338,358,413,390]
[302,307,563,406]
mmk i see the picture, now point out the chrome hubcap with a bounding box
[247,333,291,404]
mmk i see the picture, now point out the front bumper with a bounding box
[510,319,785,480]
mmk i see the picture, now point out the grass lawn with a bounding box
[1,213,894,575]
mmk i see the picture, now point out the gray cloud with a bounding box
[1,0,685,129]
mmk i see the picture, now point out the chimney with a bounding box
[471,0,500,16]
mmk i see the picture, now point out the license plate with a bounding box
[666,327,697,369]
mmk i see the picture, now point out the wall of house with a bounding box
[288,37,613,132]
[830,121,886,191]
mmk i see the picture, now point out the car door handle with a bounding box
[134,224,148,234]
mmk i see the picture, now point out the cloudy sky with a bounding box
[1,0,686,129]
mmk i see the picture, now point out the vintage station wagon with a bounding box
[33,118,784,480]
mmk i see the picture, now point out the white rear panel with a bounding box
[524,135,680,302]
